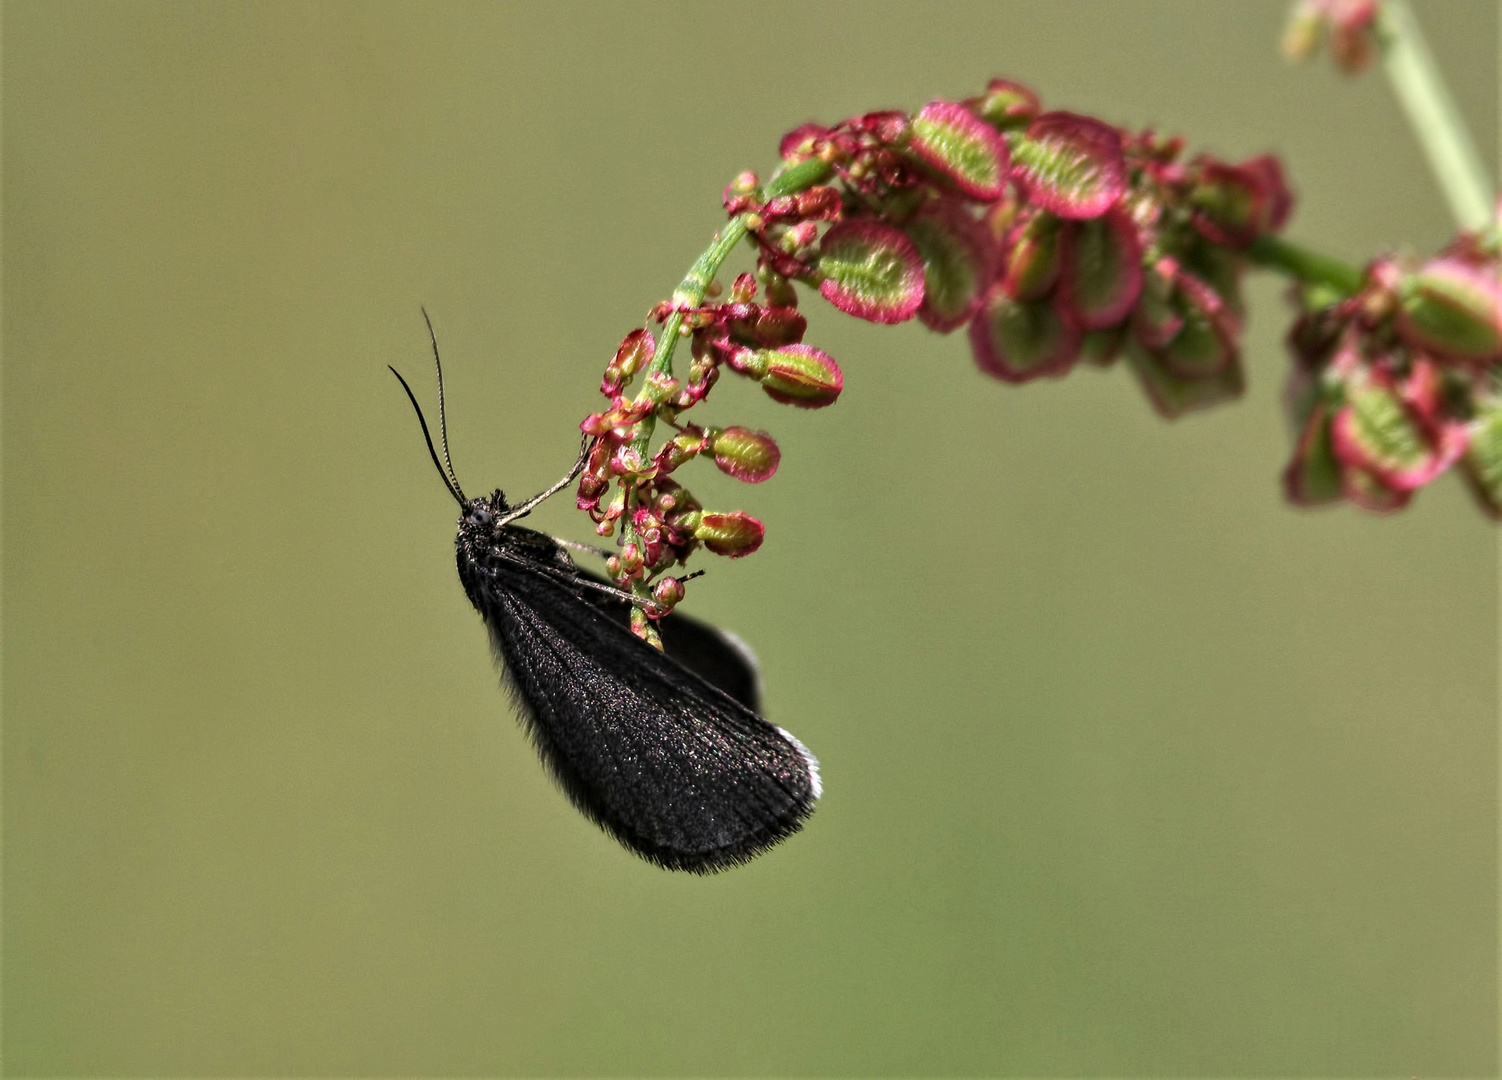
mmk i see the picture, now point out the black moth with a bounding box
[391,321,820,873]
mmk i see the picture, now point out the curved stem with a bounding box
[631,155,834,457]
[1247,234,1365,296]
[618,156,833,622]
[1377,0,1495,230]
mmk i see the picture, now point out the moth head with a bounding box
[463,490,510,532]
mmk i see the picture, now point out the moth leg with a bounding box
[551,536,615,562]
[497,433,595,526]
[492,550,650,607]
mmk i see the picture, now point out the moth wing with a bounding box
[658,615,763,716]
[574,567,764,713]
[480,564,818,873]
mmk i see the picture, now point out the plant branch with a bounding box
[630,157,832,457]
[615,156,834,625]
[1247,234,1366,296]
[1377,0,1495,230]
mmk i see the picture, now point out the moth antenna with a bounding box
[389,365,467,507]
[496,433,595,526]
[421,306,464,499]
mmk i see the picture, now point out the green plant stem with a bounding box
[618,156,832,615]
[631,155,833,456]
[1247,234,1365,296]
[1377,0,1495,230]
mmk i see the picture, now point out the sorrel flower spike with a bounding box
[576,62,1492,650]
[1281,228,1502,516]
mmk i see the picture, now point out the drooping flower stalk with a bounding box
[577,63,1501,644]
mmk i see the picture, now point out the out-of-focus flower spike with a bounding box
[1330,368,1467,491]
[905,199,994,332]
[1156,271,1236,378]
[1190,157,1293,248]
[1283,399,1345,505]
[969,286,1082,383]
[1281,0,1327,61]
[1341,463,1413,512]
[1126,341,1246,419]
[983,188,1023,246]
[967,78,1040,132]
[1239,155,1294,233]
[1185,244,1248,323]
[708,426,781,483]
[1461,395,1502,518]
[1133,258,1185,349]
[908,101,1012,202]
[1395,258,1502,362]
[1057,207,1144,330]
[815,220,926,324]
[1079,326,1126,368]
[1328,0,1381,74]
[1010,112,1128,220]
[1000,211,1062,301]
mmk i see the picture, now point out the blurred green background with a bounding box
[4,1,1498,1075]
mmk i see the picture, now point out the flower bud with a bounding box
[1190,158,1291,248]
[654,430,707,474]
[797,186,843,221]
[630,604,657,643]
[652,576,686,607]
[852,110,910,145]
[692,510,765,558]
[969,78,1040,132]
[1396,258,1502,362]
[1328,0,1380,74]
[779,123,828,162]
[757,344,844,408]
[612,329,654,382]
[708,426,781,483]
[727,170,758,195]
[642,370,681,405]
[765,195,798,220]
[730,273,758,303]
[785,221,820,252]
[760,271,799,308]
[1281,0,1325,60]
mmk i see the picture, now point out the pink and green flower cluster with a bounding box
[574,68,1494,640]
[1283,226,1502,515]
[766,78,1294,418]
[1282,0,1382,74]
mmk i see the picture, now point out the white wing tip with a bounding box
[777,725,822,801]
